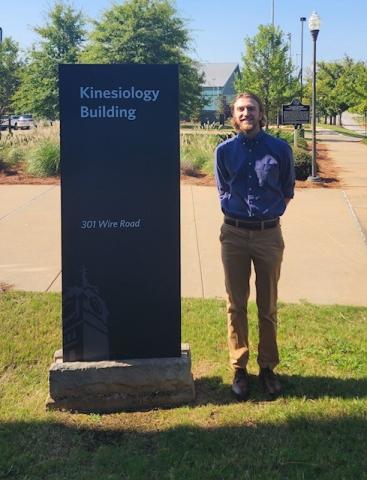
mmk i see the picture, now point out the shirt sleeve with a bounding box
[214,144,230,201]
[280,143,296,199]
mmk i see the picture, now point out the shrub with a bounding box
[292,147,312,180]
[6,147,25,165]
[180,133,218,175]
[27,140,60,177]
[268,128,309,150]
[268,128,294,144]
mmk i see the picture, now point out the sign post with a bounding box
[47,64,195,412]
[281,98,310,147]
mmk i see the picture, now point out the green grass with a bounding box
[1,293,367,479]
[27,140,60,177]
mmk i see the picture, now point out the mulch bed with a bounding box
[0,143,340,188]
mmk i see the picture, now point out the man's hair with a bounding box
[230,92,267,130]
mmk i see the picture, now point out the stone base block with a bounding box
[46,343,195,413]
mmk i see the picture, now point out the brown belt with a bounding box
[224,216,279,230]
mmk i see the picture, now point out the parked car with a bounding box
[17,114,35,130]
[0,115,11,130]
[10,115,20,129]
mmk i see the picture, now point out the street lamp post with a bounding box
[0,27,3,43]
[308,11,321,182]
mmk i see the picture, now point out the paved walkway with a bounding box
[342,111,367,136]
[1,130,367,305]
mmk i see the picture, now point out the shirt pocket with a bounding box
[254,155,278,187]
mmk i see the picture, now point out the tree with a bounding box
[312,59,350,125]
[236,25,299,127]
[304,57,365,125]
[0,37,22,116]
[337,60,367,115]
[13,2,86,119]
[81,0,205,119]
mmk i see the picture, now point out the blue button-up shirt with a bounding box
[215,130,295,220]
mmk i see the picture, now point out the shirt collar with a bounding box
[238,129,265,145]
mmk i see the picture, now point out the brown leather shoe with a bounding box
[259,368,282,398]
[231,368,250,401]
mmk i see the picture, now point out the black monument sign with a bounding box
[282,98,310,125]
[60,64,180,362]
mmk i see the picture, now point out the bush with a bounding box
[6,147,25,165]
[293,147,312,180]
[180,133,218,175]
[268,128,309,150]
[27,140,60,177]
[268,128,294,144]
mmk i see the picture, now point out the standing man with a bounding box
[215,92,295,400]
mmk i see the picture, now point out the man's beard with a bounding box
[233,118,260,132]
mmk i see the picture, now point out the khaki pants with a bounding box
[220,222,285,370]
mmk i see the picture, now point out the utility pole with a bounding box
[0,27,3,44]
[271,0,275,28]
[287,33,292,62]
[300,17,306,102]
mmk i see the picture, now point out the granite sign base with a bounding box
[46,344,195,413]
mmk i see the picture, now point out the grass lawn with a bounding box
[1,292,367,479]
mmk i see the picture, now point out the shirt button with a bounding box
[249,149,252,152]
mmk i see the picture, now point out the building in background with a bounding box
[200,63,240,123]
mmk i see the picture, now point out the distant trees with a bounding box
[12,2,86,120]
[0,38,22,117]
[6,0,204,121]
[304,57,367,125]
[236,25,299,128]
[82,0,205,119]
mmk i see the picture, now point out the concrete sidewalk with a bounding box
[317,130,367,238]
[1,166,367,305]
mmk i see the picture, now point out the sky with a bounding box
[1,0,366,73]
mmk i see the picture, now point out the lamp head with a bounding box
[308,11,321,32]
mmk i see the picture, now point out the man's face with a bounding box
[233,96,262,134]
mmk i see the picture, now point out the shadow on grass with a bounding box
[194,374,367,406]
[1,416,366,479]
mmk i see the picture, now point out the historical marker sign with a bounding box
[60,64,181,362]
[282,98,310,125]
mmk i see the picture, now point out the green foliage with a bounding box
[5,146,25,165]
[267,128,293,144]
[82,0,205,120]
[304,57,367,121]
[12,2,86,119]
[0,145,24,171]
[236,25,299,126]
[180,132,219,175]
[0,37,22,116]
[292,147,311,180]
[27,140,60,177]
[340,60,367,114]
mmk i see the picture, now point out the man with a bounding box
[215,92,295,401]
